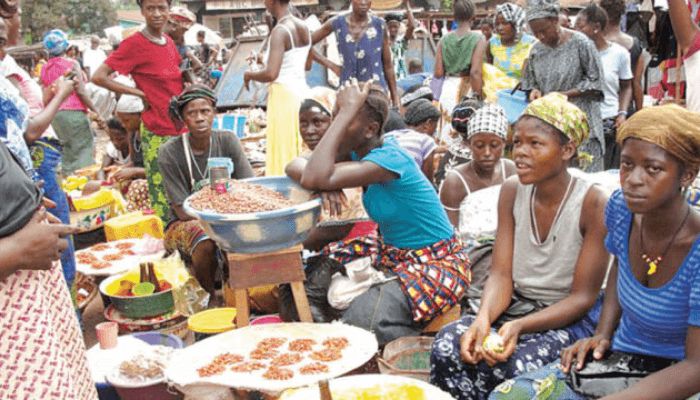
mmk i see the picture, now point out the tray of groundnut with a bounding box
[75,238,165,277]
[165,322,378,393]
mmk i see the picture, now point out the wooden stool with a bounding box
[226,245,312,327]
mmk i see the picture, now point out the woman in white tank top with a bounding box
[439,104,516,249]
[244,0,311,175]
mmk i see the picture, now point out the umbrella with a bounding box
[185,23,224,48]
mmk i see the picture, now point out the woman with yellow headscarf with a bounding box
[487,104,700,400]
[431,92,611,400]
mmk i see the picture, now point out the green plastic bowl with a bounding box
[100,275,174,319]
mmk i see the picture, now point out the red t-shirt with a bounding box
[105,33,185,136]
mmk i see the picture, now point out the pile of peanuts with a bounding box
[188,181,294,214]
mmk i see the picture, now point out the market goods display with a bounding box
[165,323,378,393]
[75,238,165,276]
[107,345,176,386]
[187,180,295,214]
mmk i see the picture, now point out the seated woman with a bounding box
[385,98,440,180]
[113,95,150,211]
[158,85,254,298]
[286,86,373,252]
[440,104,516,249]
[430,93,610,400]
[299,80,470,345]
[489,105,700,400]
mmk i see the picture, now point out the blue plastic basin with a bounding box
[497,89,529,124]
[183,176,322,253]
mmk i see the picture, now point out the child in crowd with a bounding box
[103,118,131,170]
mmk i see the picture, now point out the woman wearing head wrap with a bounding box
[439,104,516,248]
[489,104,700,400]
[431,93,610,400]
[158,85,254,297]
[522,0,606,172]
[486,3,537,79]
[40,29,102,175]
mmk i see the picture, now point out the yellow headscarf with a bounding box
[617,104,700,171]
[521,92,590,147]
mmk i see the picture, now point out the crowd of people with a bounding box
[1,0,700,398]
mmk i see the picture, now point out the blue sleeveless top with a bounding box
[605,189,700,360]
[331,14,388,89]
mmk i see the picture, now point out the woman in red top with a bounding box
[93,0,185,221]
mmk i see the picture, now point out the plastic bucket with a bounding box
[496,89,529,124]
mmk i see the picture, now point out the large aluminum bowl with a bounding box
[182,176,322,254]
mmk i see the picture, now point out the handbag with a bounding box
[567,351,676,398]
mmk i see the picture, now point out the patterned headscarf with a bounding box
[43,29,69,57]
[495,3,526,33]
[168,84,217,130]
[300,86,336,117]
[617,104,700,171]
[521,92,589,147]
[526,0,560,21]
[467,104,509,140]
[400,85,433,107]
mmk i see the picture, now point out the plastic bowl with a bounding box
[183,176,322,254]
[100,274,175,319]
[250,314,283,325]
[106,333,184,400]
[496,89,529,124]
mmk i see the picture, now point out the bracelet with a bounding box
[617,110,628,117]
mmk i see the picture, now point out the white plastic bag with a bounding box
[327,257,389,310]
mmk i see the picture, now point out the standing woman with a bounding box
[311,0,401,107]
[487,3,536,80]
[244,0,311,176]
[385,1,416,80]
[522,0,605,171]
[575,4,632,170]
[667,0,700,113]
[93,0,185,222]
[434,0,486,140]
[40,29,101,175]
[601,0,646,113]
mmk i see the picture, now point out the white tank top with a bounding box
[272,21,311,94]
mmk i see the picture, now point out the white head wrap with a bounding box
[116,95,144,114]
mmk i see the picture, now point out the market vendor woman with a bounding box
[158,85,254,297]
[300,79,471,345]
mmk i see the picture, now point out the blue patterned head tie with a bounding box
[43,29,69,56]
[526,0,560,21]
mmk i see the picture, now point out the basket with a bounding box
[377,336,434,382]
[104,211,164,241]
[75,273,97,312]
